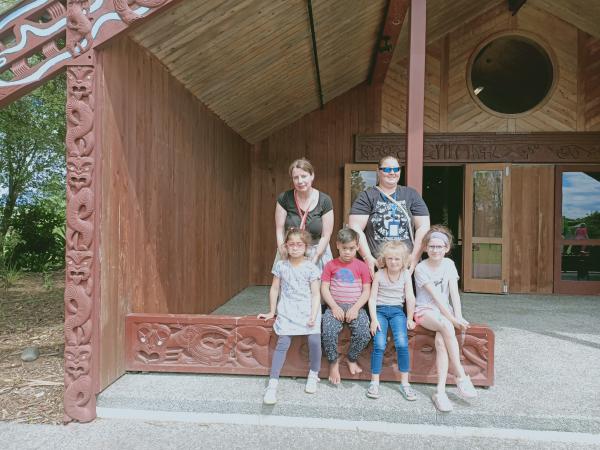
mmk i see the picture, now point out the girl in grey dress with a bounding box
[258,228,322,405]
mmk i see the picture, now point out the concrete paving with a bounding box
[2,289,599,448]
[2,419,599,449]
[98,290,600,435]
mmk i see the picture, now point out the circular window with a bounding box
[470,35,554,115]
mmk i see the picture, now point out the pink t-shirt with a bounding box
[322,258,372,304]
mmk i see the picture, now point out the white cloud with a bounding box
[562,172,600,219]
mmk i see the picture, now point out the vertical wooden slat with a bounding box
[405,0,426,193]
[439,35,449,132]
[576,30,587,131]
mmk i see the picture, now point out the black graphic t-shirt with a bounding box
[350,186,429,256]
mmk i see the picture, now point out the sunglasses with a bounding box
[379,167,401,173]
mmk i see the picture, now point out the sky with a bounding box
[562,171,600,220]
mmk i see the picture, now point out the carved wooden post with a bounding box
[64,0,97,423]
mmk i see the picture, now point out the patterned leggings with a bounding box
[321,303,371,363]
[269,334,322,379]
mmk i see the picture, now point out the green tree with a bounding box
[0,0,19,14]
[0,74,66,241]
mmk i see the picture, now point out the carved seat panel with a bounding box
[126,314,495,386]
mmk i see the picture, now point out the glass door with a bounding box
[555,166,600,295]
[463,164,511,293]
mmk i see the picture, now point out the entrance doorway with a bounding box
[422,166,464,285]
[462,164,511,294]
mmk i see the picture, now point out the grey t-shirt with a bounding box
[414,258,459,311]
[349,186,429,257]
[376,268,411,307]
[278,190,333,243]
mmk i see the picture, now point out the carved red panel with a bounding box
[126,314,495,386]
[63,63,97,423]
[355,132,600,164]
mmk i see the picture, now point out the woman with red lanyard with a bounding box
[274,158,334,272]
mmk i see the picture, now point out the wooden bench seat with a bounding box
[126,314,494,386]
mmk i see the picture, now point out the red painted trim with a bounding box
[0,0,183,108]
[370,0,409,85]
[405,0,426,194]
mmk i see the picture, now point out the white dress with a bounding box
[272,260,321,335]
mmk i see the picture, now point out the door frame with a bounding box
[554,165,600,295]
[463,163,511,293]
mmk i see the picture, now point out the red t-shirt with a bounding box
[321,258,372,304]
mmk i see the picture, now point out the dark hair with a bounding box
[336,227,359,244]
[284,228,312,256]
[378,155,400,167]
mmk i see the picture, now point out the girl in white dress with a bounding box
[414,225,477,412]
[258,228,321,405]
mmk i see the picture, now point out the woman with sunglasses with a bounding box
[349,155,430,277]
[274,158,334,272]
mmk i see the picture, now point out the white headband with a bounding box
[430,231,449,245]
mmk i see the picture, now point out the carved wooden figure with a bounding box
[64,64,97,423]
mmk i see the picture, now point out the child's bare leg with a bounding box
[418,312,467,380]
[321,307,344,385]
[347,360,362,374]
[434,332,448,393]
[400,372,409,385]
[329,359,341,385]
[346,309,371,375]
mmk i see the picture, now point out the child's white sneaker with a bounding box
[432,391,453,412]
[456,375,477,399]
[366,382,380,399]
[305,372,319,394]
[263,379,278,405]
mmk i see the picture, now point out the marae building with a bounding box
[0,0,598,422]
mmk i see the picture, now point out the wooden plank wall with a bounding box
[509,165,554,293]
[581,33,600,131]
[382,3,600,133]
[97,37,251,388]
[249,84,382,285]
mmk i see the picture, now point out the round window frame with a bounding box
[466,31,558,118]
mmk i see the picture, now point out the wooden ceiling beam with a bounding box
[369,0,409,85]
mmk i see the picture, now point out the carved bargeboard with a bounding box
[126,314,495,386]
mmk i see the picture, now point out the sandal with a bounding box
[432,392,453,412]
[399,384,417,401]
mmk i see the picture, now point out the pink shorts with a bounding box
[414,306,437,325]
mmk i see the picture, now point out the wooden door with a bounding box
[463,164,511,293]
[554,166,600,295]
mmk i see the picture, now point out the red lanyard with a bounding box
[293,190,311,230]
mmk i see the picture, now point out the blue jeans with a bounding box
[371,305,410,374]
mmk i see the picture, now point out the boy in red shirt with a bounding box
[321,228,372,385]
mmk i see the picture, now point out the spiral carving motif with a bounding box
[64,65,96,423]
